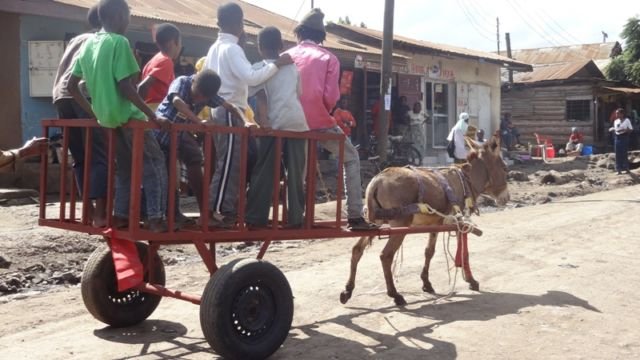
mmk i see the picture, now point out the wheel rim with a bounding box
[231,282,276,341]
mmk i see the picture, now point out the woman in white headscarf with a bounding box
[447,112,470,163]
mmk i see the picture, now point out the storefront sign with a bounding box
[408,62,455,80]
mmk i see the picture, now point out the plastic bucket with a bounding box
[581,145,593,156]
[546,147,555,159]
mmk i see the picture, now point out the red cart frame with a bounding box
[38,119,473,358]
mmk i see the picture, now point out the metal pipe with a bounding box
[167,129,178,233]
[271,136,282,230]
[105,129,116,228]
[39,126,49,220]
[59,126,70,221]
[129,127,144,234]
[81,126,93,225]
[136,283,201,305]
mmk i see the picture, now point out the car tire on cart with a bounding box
[200,258,294,360]
[81,242,165,327]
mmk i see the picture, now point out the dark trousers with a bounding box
[246,137,306,227]
[615,135,630,172]
[54,98,107,199]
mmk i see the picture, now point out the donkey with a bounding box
[340,133,509,306]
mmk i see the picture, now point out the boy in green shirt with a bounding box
[68,0,168,232]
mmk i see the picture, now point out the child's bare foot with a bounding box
[112,217,129,229]
[92,216,107,228]
[148,218,168,233]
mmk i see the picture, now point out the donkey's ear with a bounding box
[460,162,472,175]
[466,151,479,162]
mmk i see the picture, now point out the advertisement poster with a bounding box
[340,70,354,95]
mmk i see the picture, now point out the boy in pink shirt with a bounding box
[286,9,377,231]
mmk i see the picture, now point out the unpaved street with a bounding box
[1,185,639,359]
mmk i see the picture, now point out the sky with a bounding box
[244,0,639,52]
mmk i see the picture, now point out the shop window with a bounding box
[566,99,591,121]
[426,82,450,148]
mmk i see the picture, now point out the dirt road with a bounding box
[1,185,640,359]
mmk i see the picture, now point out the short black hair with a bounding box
[87,5,102,30]
[294,24,326,43]
[97,0,128,26]
[193,70,222,99]
[258,26,283,52]
[617,108,626,114]
[154,23,181,47]
[217,3,243,30]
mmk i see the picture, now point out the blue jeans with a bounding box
[316,126,364,219]
[114,127,167,220]
[54,99,108,199]
[615,135,630,172]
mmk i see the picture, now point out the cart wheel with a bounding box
[200,258,293,360]
[81,242,165,327]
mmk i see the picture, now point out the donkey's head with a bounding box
[466,132,510,205]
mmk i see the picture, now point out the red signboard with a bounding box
[340,70,354,95]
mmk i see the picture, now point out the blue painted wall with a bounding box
[19,15,214,141]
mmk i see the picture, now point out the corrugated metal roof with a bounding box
[601,86,640,94]
[512,60,604,84]
[511,42,620,66]
[326,23,532,69]
[53,0,384,55]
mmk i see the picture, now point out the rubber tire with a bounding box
[81,242,165,327]
[200,258,294,360]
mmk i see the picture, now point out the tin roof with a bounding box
[512,59,605,84]
[510,42,621,66]
[325,23,532,70]
[52,0,384,56]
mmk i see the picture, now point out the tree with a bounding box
[606,16,640,85]
[360,22,367,28]
[337,16,352,25]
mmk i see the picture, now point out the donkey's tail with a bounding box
[364,174,384,224]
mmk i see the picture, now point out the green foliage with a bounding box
[337,16,352,25]
[606,16,640,85]
[360,22,367,28]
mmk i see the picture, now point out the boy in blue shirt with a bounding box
[155,69,233,224]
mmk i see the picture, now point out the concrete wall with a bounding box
[18,15,216,142]
[408,52,502,132]
[0,11,23,149]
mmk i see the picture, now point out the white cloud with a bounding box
[244,0,638,51]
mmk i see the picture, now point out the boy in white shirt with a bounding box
[610,108,633,174]
[204,2,292,227]
[246,27,309,228]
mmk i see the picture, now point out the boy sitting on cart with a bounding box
[245,27,309,229]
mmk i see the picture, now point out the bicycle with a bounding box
[367,134,422,170]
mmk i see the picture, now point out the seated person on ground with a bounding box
[565,127,584,156]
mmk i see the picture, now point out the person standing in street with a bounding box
[447,112,470,164]
[408,101,428,157]
[610,108,633,174]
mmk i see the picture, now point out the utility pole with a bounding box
[378,0,394,161]
[506,32,513,83]
[311,0,314,9]
[496,17,500,55]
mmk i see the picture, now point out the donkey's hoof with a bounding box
[422,284,435,294]
[468,280,480,291]
[393,294,407,306]
[340,290,352,304]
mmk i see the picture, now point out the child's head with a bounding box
[97,0,130,34]
[154,23,182,60]
[191,70,222,105]
[217,2,244,37]
[258,26,283,59]
[87,5,102,30]
[294,9,326,43]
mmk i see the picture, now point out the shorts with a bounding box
[162,132,203,167]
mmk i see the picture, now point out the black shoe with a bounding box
[347,217,379,231]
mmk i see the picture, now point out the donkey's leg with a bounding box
[340,236,372,304]
[456,232,480,291]
[380,234,407,306]
[421,232,438,294]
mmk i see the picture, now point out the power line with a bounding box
[513,0,575,45]
[530,2,584,44]
[459,0,495,36]
[455,0,496,43]
[506,0,561,47]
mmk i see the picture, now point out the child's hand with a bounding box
[154,117,172,132]
[275,53,294,68]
